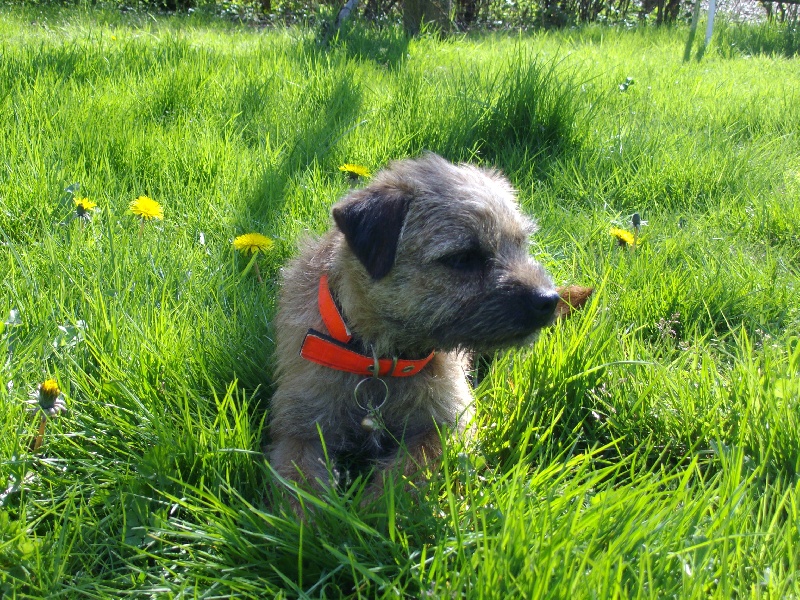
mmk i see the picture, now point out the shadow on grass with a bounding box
[331,27,411,68]
[203,66,366,414]
[318,22,412,68]
[240,70,364,226]
[715,18,800,58]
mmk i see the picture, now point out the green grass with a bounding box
[1,6,799,597]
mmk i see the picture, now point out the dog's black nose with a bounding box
[524,290,560,328]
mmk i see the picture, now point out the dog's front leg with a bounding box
[397,428,444,477]
[358,428,443,507]
[269,434,336,490]
[367,428,444,501]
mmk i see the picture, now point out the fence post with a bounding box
[705,0,717,45]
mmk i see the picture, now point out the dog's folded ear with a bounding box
[332,184,413,280]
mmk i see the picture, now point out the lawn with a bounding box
[1,6,799,597]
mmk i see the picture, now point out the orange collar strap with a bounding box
[299,275,434,377]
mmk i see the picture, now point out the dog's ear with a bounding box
[332,184,412,280]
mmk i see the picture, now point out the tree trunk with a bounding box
[458,0,477,27]
[335,0,362,29]
[404,0,452,34]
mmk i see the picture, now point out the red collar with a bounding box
[299,275,434,377]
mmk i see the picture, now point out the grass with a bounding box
[1,6,799,597]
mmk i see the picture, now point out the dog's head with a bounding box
[332,153,559,354]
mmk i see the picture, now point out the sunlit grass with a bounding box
[0,7,798,597]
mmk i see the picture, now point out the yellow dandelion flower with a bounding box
[27,379,67,418]
[27,378,66,452]
[129,196,164,220]
[339,164,371,179]
[610,227,635,247]
[233,233,275,255]
[74,197,97,218]
[41,379,60,397]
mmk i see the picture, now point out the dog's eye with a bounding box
[438,247,488,271]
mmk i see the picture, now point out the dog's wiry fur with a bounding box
[269,153,559,492]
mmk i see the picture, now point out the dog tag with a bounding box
[354,377,389,433]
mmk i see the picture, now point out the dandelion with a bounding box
[74,197,97,219]
[233,233,275,283]
[129,195,163,240]
[29,379,67,417]
[339,164,371,181]
[27,379,67,452]
[233,233,274,255]
[610,227,635,247]
[129,196,164,221]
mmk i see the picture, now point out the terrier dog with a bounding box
[269,153,562,493]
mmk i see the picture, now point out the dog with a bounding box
[268,153,564,496]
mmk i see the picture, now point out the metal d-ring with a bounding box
[356,347,391,433]
[353,376,389,413]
